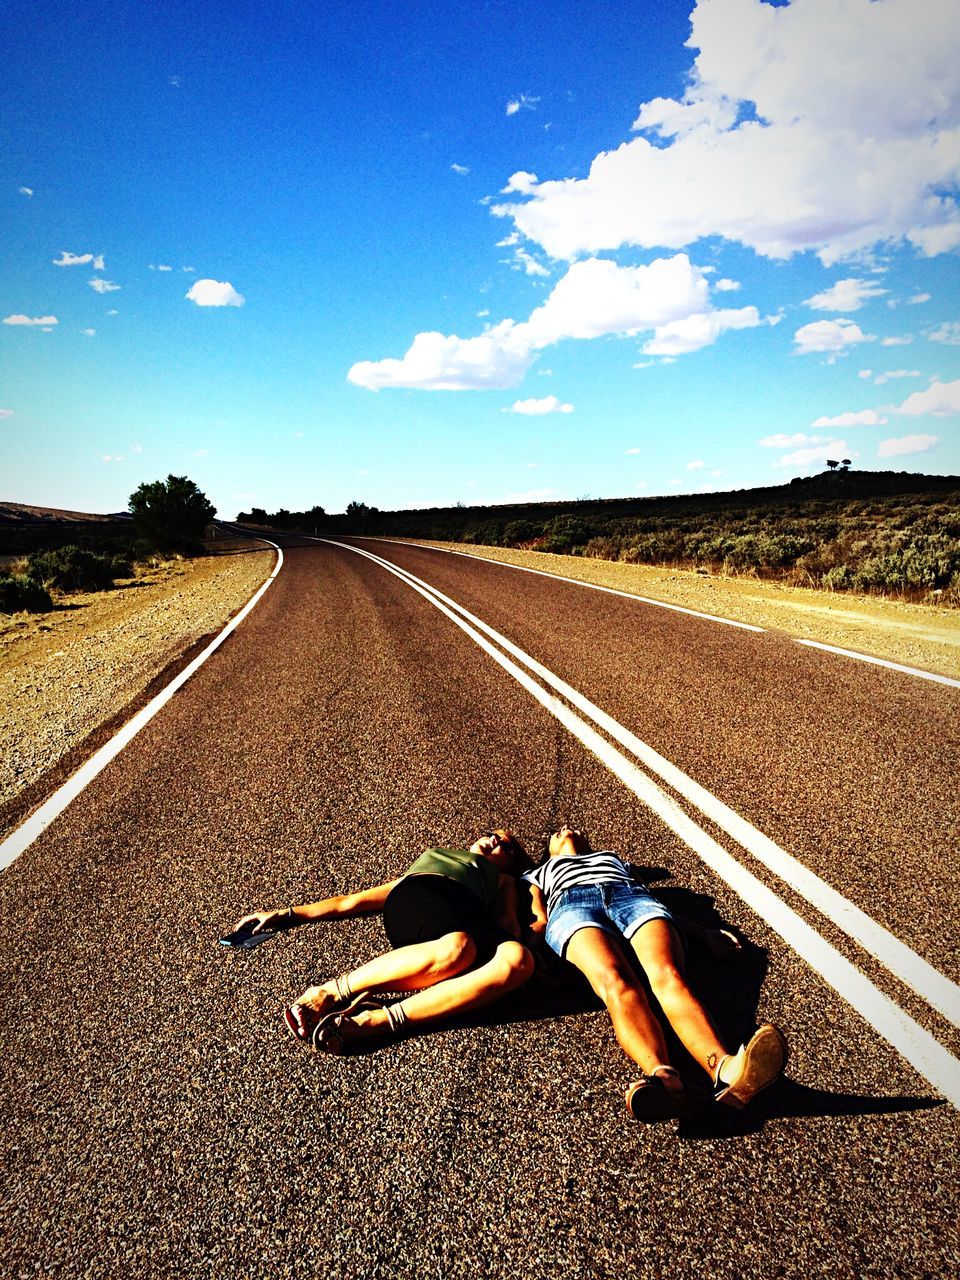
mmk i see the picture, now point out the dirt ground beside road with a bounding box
[0,549,274,819]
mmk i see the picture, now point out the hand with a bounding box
[233,909,290,935]
[703,927,742,959]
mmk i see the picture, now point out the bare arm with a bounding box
[234,878,401,934]
[526,884,548,947]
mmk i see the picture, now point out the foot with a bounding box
[283,979,355,1041]
[714,1024,788,1109]
[625,1066,690,1124]
[313,1005,391,1055]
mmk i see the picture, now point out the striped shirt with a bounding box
[524,851,636,915]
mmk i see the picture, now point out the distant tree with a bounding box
[840,458,852,471]
[129,474,216,551]
[826,459,839,470]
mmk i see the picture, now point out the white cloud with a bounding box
[506,94,539,116]
[625,447,642,454]
[758,432,820,448]
[492,0,960,265]
[130,443,143,454]
[182,266,196,273]
[81,328,96,336]
[503,395,574,415]
[54,251,95,267]
[881,335,913,346]
[891,378,960,417]
[101,454,125,463]
[89,279,120,293]
[804,278,887,311]
[714,278,741,292]
[0,408,13,418]
[642,305,760,355]
[149,263,173,272]
[794,318,874,356]
[686,459,705,470]
[811,409,887,428]
[929,321,960,345]
[3,314,57,326]
[193,448,209,457]
[19,187,33,196]
[451,163,470,175]
[874,369,922,386]
[349,254,742,390]
[909,292,931,304]
[186,279,245,307]
[858,369,873,379]
[877,433,939,457]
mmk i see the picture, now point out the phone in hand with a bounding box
[218,919,278,949]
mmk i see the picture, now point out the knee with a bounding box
[645,961,687,1002]
[434,931,477,974]
[493,941,535,989]
[594,968,637,1011]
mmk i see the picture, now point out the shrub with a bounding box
[0,574,53,613]
[503,519,543,547]
[543,516,591,554]
[27,545,124,592]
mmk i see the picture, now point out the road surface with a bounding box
[1,536,958,1279]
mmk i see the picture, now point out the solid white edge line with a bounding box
[327,539,960,1107]
[339,541,960,1031]
[365,537,765,632]
[0,540,283,873]
[796,639,960,689]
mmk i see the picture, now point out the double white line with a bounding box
[327,538,960,1107]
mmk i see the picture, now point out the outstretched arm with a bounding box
[234,878,401,934]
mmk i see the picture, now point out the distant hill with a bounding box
[0,502,132,525]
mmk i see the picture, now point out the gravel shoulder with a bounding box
[0,548,275,817]
[406,539,960,679]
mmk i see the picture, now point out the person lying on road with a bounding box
[233,829,535,1053]
[525,826,788,1124]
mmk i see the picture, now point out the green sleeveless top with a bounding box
[404,847,500,909]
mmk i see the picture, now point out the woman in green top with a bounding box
[233,829,534,1053]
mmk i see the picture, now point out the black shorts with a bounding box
[383,875,506,962]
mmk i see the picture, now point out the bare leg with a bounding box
[289,932,478,1037]
[327,940,535,1047]
[563,927,674,1076]
[630,919,729,1081]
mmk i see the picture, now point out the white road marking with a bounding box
[0,541,283,873]
[797,639,960,689]
[372,538,959,688]
[347,542,960,1030]
[327,538,960,1107]
[367,537,765,632]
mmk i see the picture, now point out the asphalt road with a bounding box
[2,536,958,1279]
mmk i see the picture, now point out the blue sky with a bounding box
[3,0,959,519]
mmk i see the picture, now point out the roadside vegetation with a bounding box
[0,476,216,614]
[238,470,960,607]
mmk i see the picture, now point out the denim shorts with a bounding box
[545,882,674,958]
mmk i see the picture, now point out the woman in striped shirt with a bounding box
[526,826,787,1124]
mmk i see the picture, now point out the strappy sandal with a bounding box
[713,1023,788,1108]
[282,976,359,1043]
[311,997,385,1055]
[625,1066,690,1123]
